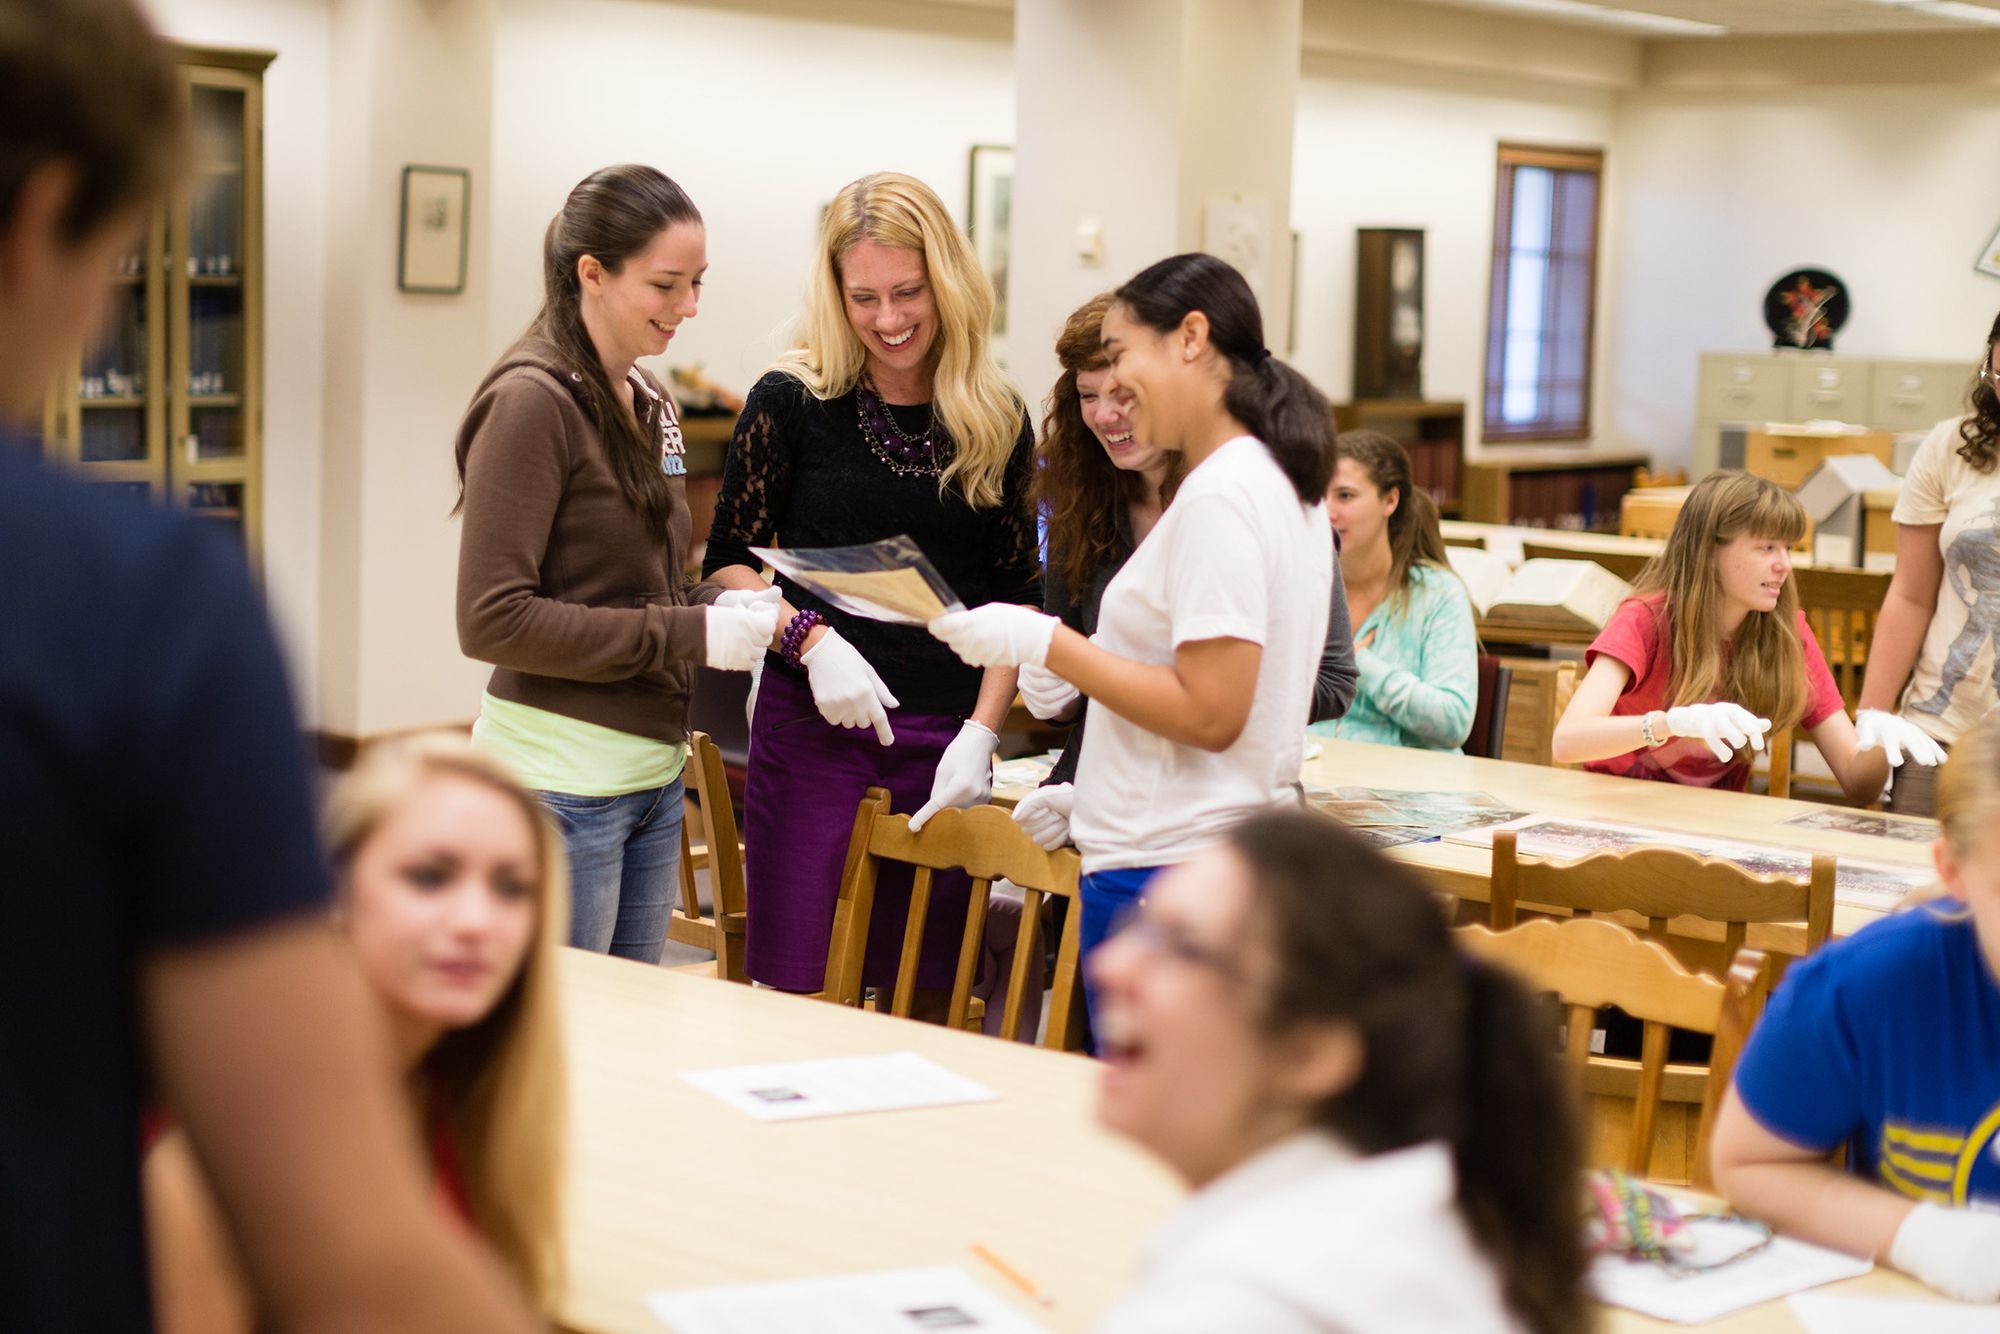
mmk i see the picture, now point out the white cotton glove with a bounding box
[799,627,898,746]
[928,604,1059,669]
[704,600,781,671]
[1889,1202,2000,1303]
[1012,782,1076,851]
[1017,663,1081,721]
[1664,702,1772,764]
[909,720,1000,831]
[1854,708,1948,769]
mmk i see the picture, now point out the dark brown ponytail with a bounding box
[1229,811,1588,1334]
[518,164,701,541]
[1113,253,1332,504]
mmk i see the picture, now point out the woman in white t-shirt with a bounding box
[929,252,1334,1028]
[1855,314,2000,814]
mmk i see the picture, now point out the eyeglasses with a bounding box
[1106,905,1245,982]
[1981,356,1998,391]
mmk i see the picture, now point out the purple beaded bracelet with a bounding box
[779,608,823,668]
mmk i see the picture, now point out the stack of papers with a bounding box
[680,1051,997,1122]
[1590,1234,1873,1323]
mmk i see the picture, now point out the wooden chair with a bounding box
[1520,540,1649,585]
[665,731,749,983]
[823,787,1085,1049]
[1489,830,1835,961]
[1492,656,1577,767]
[1457,917,1772,1188]
[1792,565,1891,716]
[1465,656,1512,760]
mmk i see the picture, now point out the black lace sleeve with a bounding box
[702,371,800,578]
[987,410,1043,609]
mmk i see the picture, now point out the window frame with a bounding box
[1482,142,1605,444]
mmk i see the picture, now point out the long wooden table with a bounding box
[558,949,1939,1333]
[996,739,1937,957]
[557,948,1178,1334]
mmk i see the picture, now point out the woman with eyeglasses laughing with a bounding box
[1852,310,2000,815]
[1090,811,1587,1334]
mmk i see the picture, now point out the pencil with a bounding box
[971,1241,1054,1307]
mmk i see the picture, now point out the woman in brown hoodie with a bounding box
[455,165,776,963]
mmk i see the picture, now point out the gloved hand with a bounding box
[714,585,784,613]
[704,601,781,671]
[1889,1202,2000,1303]
[1012,782,1076,851]
[800,627,898,745]
[1854,708,1948,768]
[928,604,1059,669]
[1017,663,1081,721]
[1664,702,1772,764]
[909,720,999,831]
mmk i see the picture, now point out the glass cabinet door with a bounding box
[171,65,261,553]
[69,213,167,500]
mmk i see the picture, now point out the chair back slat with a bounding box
[823,787,1087,1051]
[1490,836,1835,963]
[889,865,937,1018]
[1792,566,1890,716]
[1459,917,1771,1189]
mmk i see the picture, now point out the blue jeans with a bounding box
[1079,864,1170,1046]
[536,779,684,963]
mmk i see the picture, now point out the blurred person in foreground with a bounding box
[0,1,541,1328]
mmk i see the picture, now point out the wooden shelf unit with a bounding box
[1461,448,1649,533]
[1332,399,1466,515]
[34,45,271,567]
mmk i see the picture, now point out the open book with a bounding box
[1446,548,1632,631]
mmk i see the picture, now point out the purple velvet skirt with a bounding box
[741,666,972,992]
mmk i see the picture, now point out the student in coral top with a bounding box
[146,736,570,1330]
[1551,470,1937,803]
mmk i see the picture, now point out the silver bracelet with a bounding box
[1639,711,1662,748]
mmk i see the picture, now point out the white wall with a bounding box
[488,0,1016,399]
[1289,53,1618,448]
[1606,85,2000,471]
[143,0,330,723]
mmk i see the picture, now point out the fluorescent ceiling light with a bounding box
[1468,0,1727,36]
[1853,0,2000,21]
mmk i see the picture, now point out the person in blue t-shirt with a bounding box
[1712,713,2000,1304]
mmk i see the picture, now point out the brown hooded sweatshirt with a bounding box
[456,335,720,744]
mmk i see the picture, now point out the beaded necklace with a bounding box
[856,373,950,478]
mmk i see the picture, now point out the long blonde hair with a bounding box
[323,733,569,1310]
[1917,711,2000,918]
[1632,470,1809,735]
[771,171,1021,508]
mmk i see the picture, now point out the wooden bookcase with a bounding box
[1461,447,1649,532]
[34,45,271,563]
[1332,399,1466,516]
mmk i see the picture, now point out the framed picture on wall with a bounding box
[1978,218,2000,281]
[967,144,1012,337]
[398,165,470,295]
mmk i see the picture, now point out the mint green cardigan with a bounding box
[1307,563,1477,751]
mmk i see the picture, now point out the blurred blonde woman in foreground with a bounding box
[147,733,569,1328]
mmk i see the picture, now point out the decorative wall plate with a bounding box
[1764,269,1849,351]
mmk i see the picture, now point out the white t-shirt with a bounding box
[1891,414,2000,745]
[1096,1133,1524,1334]
[1069,435,1332,874]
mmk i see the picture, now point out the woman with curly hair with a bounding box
[1854,311,2000,814]
[1011,295,1356,854]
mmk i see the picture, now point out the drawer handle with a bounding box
[1771,447,1799,458]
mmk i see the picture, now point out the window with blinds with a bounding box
[1483,144,1603,442]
